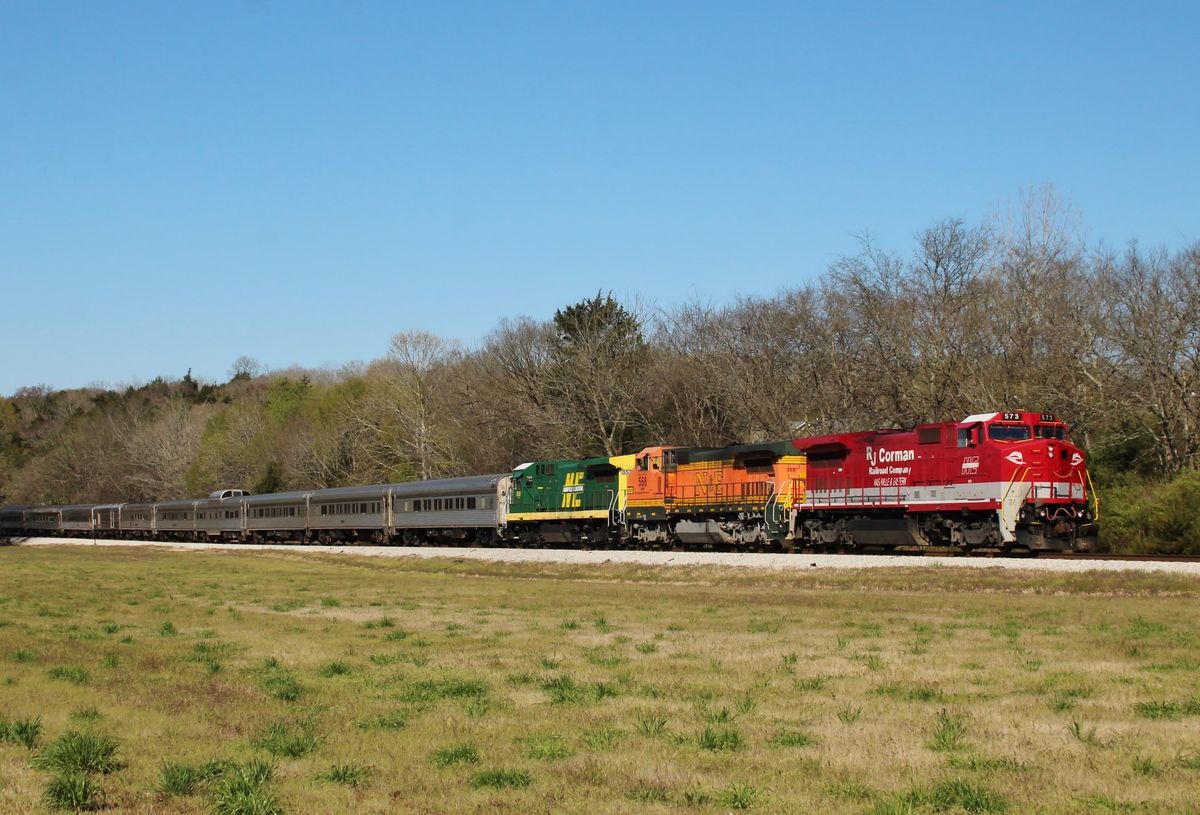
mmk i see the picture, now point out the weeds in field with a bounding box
[259,664,304,702]
[396,675,488,703]
[581,726,623,750]
[795,675,828,692]
[42,772,104,811]
[873,682,943,702]
[719,782,759,809]
[357,710,409,730]
[1067,720,1103,747]
[320,597,341,608]
[870,779,1008,815]
[628,782,670,802]
[837,705,863,724]
[9,649,35,663]
[316,661,351,678]
[33,731,121,775]
[635,710,669,736]
[432,743,479,767]
[211,760,281,815]
[520,733,573,761]
[159,621,178,637]
[947,754,1021,772]
[47,665,89,685]
[1,715,42,749]
[253,719,323,758]
[315,763,371,787]
[929,710,968,752]
[469,768,531,790]
[695,725,744,751]
[826,780,877,802]
[1133,699,1200,720]
[769,729,813,748]
[1132,755,1159,776]
[158,761,203,796]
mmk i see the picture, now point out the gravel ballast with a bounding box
[10,536,1200,576]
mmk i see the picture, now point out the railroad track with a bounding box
[8,534,1196,564]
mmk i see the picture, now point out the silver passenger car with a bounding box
[156,499,198,538]
[0,506,26,536]
[24,506,62,534]
[195,493,245,540]
[93,504,123,537]
[61,504,95,534]
[121,503,156,538]
[308,485,388,543]
[388,474,507,544]
[244,490,308,541]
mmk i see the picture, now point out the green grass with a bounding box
[3,545,1200,813]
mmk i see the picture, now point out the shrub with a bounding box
[1104,469,1200,555]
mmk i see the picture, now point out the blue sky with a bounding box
[2,1,1197,394]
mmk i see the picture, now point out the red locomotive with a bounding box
[790,410,1096,552]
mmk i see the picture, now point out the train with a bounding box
[0,410,1098,553]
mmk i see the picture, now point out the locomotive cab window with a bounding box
[988,424,1032,442]
[1035,424,1066,440]
[957,426,981,448]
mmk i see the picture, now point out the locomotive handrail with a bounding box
[1001,465,1029,505]
[1084,468,1100,521]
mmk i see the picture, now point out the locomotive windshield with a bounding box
[1034,424,1066,440]
[988,424,1032,442]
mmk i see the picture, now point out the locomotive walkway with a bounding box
[10,537,1200,576]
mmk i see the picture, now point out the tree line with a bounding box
[1,192,1196,550]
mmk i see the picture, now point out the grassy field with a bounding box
[2,546,1200,814]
